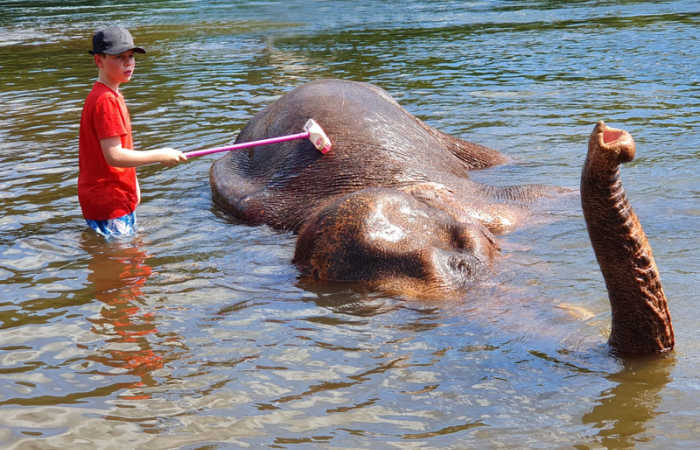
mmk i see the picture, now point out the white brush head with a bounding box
[303,119,332,154]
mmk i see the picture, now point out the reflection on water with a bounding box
[582,356,675,448]
[0,0,698,448]
[81,234,163,397]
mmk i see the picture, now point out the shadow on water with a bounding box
[296,279,404,317]
[580,355,675,448]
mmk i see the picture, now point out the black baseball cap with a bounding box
[89,26,145,55]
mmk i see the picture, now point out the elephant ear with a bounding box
[415,119,509,169]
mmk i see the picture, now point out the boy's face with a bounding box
[95,50,136,85]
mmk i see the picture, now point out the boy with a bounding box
[78,25,187,238]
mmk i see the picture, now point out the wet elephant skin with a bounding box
[210,79,674,355]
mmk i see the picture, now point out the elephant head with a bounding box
[293,186,500,299]
[209,79,674,356]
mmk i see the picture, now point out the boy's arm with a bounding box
[100,136,187,167]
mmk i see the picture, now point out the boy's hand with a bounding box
[159,147,188,166]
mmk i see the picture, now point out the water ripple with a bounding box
[0,0,698,448]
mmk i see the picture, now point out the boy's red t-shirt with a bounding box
[78,82,138,220]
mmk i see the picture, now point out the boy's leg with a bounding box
[86,212,137,238]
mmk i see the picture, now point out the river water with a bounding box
[1,1,698,448]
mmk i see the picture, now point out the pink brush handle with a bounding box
[185,131,310,158]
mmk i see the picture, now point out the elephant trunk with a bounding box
[580,121,674,355]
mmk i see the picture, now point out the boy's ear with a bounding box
[93,53,105,67]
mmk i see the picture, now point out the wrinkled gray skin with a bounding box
[581,122,673,355]
[210,79,538,297]
[210,79,673,355]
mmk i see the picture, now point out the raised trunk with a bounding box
[581,121,674,355]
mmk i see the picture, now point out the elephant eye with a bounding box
[448,255,474,277]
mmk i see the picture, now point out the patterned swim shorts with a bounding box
[85,212,137,239]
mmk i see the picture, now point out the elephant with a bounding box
[209,78,673,356]
[580,122,673,355]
